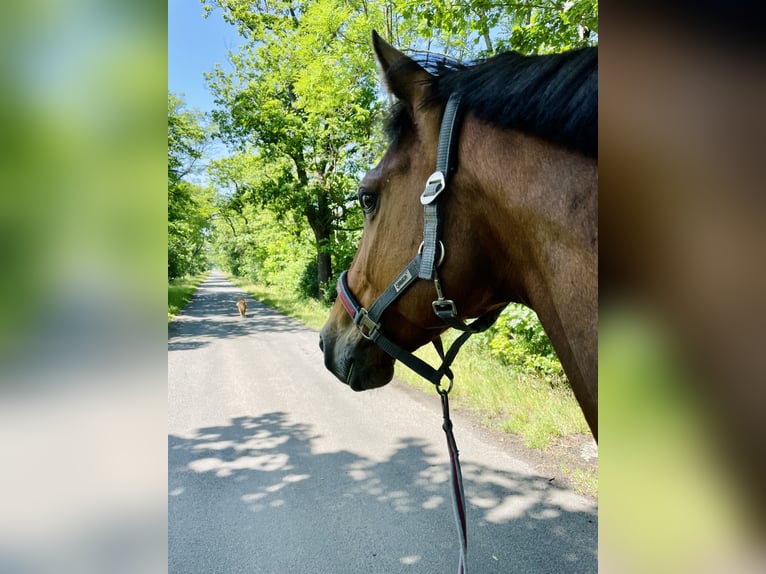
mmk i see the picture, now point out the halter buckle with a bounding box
[432,299,458,320]
[420,171,446,205]
[355,308,381,340]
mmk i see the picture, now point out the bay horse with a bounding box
[320,31,598,440]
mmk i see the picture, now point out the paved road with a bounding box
[168,271,597,573]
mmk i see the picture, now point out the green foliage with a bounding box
[168,93,215,279]
[210,199,317,297]
[204,0,386,292]
[168,92,208,184]
[197,0,596,292]
[394,329,588,449]
[479,304,567,386]
[502,0,598,55]
[197,0,597,294]
[168,271,209,321]
[298,258,321,300]
[168,180,214,279]
[393,0,597,57]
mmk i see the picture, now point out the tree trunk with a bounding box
[316,236,332,297]
[291,150,334,297]
[307,220,333,297]
[306,191,334,297]
[483,30,494,55]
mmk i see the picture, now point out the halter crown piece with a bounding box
[337,93,507,574]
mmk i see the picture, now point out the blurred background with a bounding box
[0,1,167,573]
[599,3,766,572]
[0,1,764,573]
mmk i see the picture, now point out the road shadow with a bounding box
[169,413,597,573]
[168,272,308,352]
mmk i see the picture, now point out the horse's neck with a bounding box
[525,240,598,438]
[462,124,598,437]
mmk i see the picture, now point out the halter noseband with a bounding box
[336,93,505,389]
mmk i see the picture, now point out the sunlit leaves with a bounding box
[168,93,215,279]
[168,92,208,183]
[198,0,597,292]
[393,0,597,57]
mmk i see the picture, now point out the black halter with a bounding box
[336,92,505,390]
[336,92,506,573]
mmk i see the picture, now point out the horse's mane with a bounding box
[386,47,597,158]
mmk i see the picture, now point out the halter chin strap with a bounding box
[337,268,502,388]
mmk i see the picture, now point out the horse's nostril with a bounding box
[318,335,324,352]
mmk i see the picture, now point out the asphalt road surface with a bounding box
[169,271,597,573]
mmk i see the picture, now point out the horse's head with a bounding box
[319,32,505,390]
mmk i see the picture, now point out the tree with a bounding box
[199,0,597,293]
[169,93,208,184]
[203,0,386,294]
[393,0,598,58]
[168,93,214,279]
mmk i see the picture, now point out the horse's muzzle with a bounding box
[319,328,352,384]
[319,325,394,391]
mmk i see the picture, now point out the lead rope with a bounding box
[440,387,467,574]
[433,340,467,574]
[337,92,493,573]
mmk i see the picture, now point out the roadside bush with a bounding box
[297,229,360,306]
[298,258,321,300]
[480,304,567,387]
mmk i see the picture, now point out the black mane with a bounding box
[386,47,597,158]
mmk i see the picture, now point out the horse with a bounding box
[319,31,598,440]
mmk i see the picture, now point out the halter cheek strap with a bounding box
[338,92,505,382]
[419,93,461,280]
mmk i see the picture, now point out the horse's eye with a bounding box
[358,189,378,214]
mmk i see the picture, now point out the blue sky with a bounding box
[168,0,243,113]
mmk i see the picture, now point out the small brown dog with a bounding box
[236,298,247,317]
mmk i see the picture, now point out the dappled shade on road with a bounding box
[169,412,596,573]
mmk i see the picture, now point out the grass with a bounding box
[226,272,591,457]
[569,466,598,498]
[558,462,598,498]
[168,271,209,321]
[393,332,590,450]
[227,276,329,331]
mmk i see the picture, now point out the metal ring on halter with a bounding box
[418,240,446,267]
[436,374,454,397]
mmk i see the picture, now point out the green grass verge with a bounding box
[225,272,590,454]
[168,271,209,321]
[566,465,598,498]
[226,276,329,331]
[393,333,590,450]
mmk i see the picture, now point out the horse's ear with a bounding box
[372,30,432,108]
